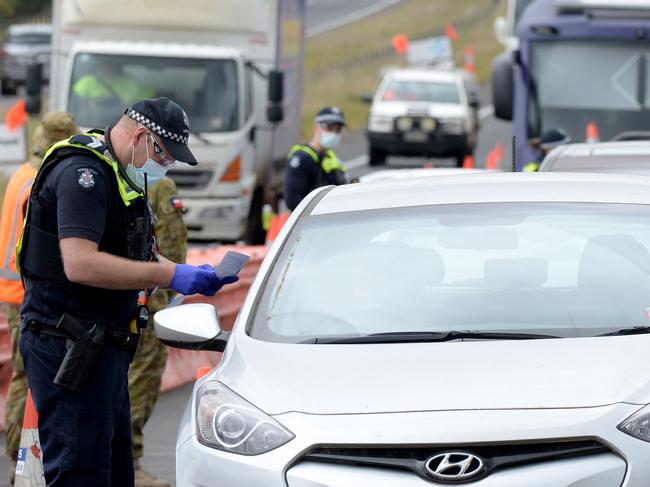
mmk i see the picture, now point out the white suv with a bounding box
[366,69,478,167]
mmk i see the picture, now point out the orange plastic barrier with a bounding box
[0,245,269,430]
[462,155,474,169]
[160,244,268,392]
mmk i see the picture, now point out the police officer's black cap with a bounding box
[125,97,197,166]
[315,106,346,127]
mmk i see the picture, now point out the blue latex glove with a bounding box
[170,264,239,296]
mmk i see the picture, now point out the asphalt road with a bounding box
[306,0,405,37]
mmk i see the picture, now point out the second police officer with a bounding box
[284,107,349,211]
[17,97,238,486]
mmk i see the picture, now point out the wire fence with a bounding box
[305,0,503,81]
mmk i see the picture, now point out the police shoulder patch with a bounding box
[289,156,301,169]
[77,167,97,191]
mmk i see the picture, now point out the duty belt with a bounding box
[25,319,137,352]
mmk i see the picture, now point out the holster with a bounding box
[53,314,105,392]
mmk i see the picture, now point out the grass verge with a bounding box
[301,0,506,136]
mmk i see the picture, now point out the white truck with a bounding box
[44,0,305,243]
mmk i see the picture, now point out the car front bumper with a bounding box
[176,402,650,486]
[367,130,468,157]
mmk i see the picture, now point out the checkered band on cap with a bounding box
[127,109,188,145]
[315,113,345,125]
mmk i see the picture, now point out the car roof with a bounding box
[385,69,461,84]
[311,172,650,215]
[540,141,650,174]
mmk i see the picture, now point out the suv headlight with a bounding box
[368,115,393,133]
[619,404,650,442]
[195,381,295,455]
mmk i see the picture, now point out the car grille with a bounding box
[168,169,213,190]
[300,440,613,484]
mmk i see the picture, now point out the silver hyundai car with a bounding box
[156,172,650,486]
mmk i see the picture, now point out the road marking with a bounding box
[346,154,369,169]
[479,105,494,120]
[307,0,404,37]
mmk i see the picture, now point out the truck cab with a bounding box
[492,0,650,168]
[47,0,305,242]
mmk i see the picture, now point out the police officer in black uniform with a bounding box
[284,107,349,211]
[17,98,238,487]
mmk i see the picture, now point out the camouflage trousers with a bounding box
[3,303,27,461]
[128,319,168,460]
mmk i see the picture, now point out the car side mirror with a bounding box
[268,70,284,103]
[25,63,43,115]
[154,303,228,352]
[361,94,374,105]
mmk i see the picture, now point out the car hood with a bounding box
[218,334,650,415]
[371,101,467,119]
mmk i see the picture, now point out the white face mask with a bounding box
[319,130,342,149]
[126,134,168,189]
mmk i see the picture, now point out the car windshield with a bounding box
[68,53,238,132]
[513,0,535,32]
[8,33,51,45]
[250,203,650,343]
[381,80,460,104]
[531,41,650,141]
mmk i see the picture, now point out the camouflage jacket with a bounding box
[149,176,187,313]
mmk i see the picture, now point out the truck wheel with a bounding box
[369,146,387,166]
[245,188,266,245]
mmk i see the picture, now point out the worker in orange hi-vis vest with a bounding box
[0,112,78,485]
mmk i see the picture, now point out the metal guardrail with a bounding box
[305,0,504,81]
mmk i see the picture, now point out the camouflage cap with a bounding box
[31,111,79,159]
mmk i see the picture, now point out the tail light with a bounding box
[0,49,8,60]
[220,155,241,182]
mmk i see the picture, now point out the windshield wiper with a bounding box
[598,326,650,337]
[191,131,211,144]
[302,330,560,344]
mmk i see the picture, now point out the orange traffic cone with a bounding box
[464,45,476,73]
[486,150,499,170]
[265,215,281,246]
[494,142,505,162]
[462,155,474,169]
[14,389,45,487]
[586,122,600,143]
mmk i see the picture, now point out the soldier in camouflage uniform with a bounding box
[128,175,187,487]
[1,113,78,484]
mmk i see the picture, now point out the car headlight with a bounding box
[195,381,295,455]
[368,115,393,133]
[419,117,437,133]
[440,118,465,134]
[396,116,413,132]
[618,404,650,442]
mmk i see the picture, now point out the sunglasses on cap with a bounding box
[319,123,344,134]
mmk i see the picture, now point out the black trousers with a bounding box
[20,326,134,487]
